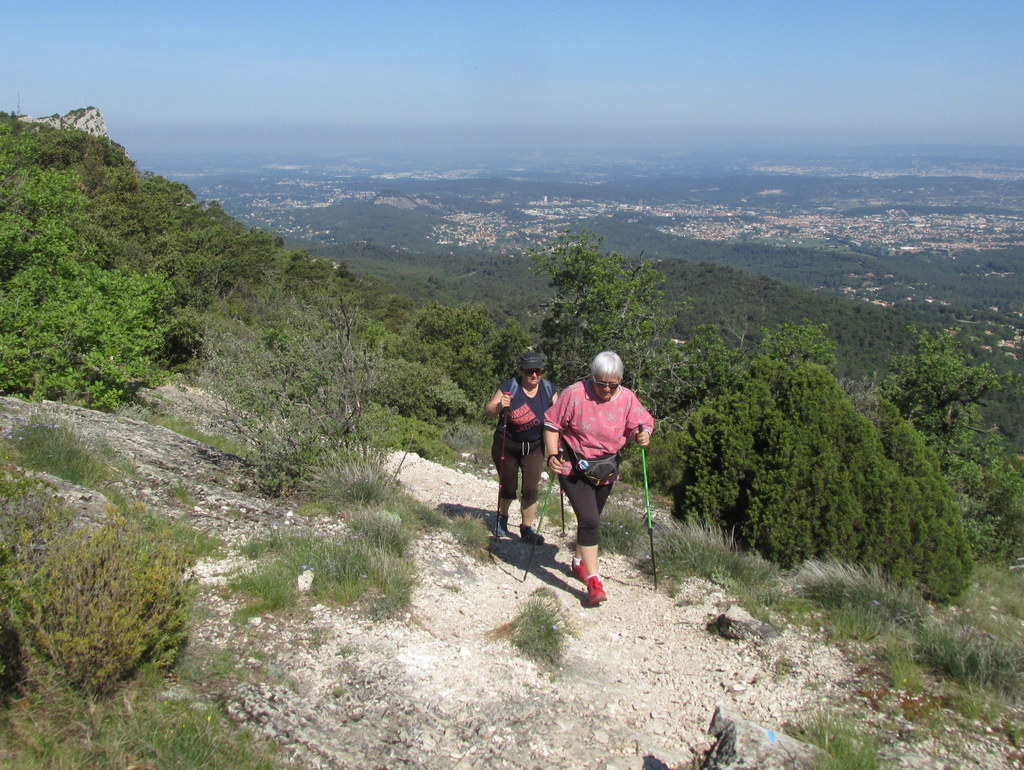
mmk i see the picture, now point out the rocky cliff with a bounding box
[17,106,108,137]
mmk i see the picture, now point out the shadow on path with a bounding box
[437,500,591,607]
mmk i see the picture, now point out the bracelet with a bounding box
[547,454,559,460]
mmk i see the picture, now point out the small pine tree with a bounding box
[674,356,972,601]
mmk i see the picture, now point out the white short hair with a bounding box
[590,351,624,380]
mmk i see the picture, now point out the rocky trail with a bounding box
[2,388,1016,769]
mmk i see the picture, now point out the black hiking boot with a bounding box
[519,525,544,545]
[495,514,510,538]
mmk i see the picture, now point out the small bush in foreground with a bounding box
[3,516,194,695]
[501,589,572,670]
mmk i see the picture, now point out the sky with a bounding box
[5,0,1024,157]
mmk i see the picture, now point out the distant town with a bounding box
[164,151,1024,258]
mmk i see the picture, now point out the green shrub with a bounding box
[947,454,1024,564]
[199,295,387,495]
[0,264,174,410]
[368,409,454,463]
[3,517,194,695]
[374,358,474,423]
[672,359,972,601]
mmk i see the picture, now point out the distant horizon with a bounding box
[124,132,1024,181]
[112,120,1024,160]
[8,1,1023,162]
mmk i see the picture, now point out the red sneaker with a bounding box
[570,561,589,582]
[587,575,607,606]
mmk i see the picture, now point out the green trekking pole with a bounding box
[522,475,555,581]
[641,446,657,590]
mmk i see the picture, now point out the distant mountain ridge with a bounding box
[17,106,107,137]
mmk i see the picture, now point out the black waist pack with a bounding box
[574,452,620,486]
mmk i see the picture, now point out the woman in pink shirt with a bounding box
[544,351,653,606]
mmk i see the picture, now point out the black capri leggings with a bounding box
[491,433,545,507]
[559,473,613,547]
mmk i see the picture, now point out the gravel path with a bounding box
[250,451,858,768]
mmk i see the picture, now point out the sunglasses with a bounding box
[593,379,620,390]
[523,368,544,375]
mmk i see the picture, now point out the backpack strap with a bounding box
[541,378,556,403]
[501,377,520,398]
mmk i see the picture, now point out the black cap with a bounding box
[519,352,544,370]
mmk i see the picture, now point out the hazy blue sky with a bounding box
[6,0,1023,155]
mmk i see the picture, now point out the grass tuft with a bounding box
[497,589,572,670]
[231,510,416,620]
[598,501,649,557]
[656,519,779,594]
[1,414,112,488]
[0,671,278,769]
[791,709,881,769]
[792,559,927,642]
[302,454,396,508]
[913,623,1024,698]
[446,514,491,558]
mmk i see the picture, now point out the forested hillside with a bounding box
[3,114,1023,591]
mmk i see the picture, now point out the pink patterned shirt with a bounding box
[543,380,654,460]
